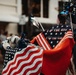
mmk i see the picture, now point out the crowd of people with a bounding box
[0,30,19,57]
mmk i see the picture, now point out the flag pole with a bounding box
[31,17,45,31]
[38,21,45,31]
[69,12,74,33]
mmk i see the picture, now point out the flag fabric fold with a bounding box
[31,25,72,49]
[42,32,74,75]
[2,44,43,75]
[31,32,52,50]
[2,25,75,75]
[31,25,75,75]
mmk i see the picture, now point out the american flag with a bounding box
[31,25,73,50]
[31,24,75,75]
[2,44,43,75]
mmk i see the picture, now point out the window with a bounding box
[31,0,40,17]
[22,0,28,16]
[43,0,49,18]
[22,0,49,18]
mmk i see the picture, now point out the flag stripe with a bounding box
[61,31,73,42]
[26,63,42,75]
[36,36,44,49]
[2,46,34,74]
[11,49,43,75]
[36,33,52,50]
[36,35,46,50]
[38,34,48,50]
[2,45,43,75]
[20,58,42,75]
[40,33,52,50]
[3,47,39,75]
[55,31,73,48]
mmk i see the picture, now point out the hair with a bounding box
[58,14,66,25]
[3,31,8,36]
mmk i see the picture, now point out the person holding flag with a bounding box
[31,12,75,75]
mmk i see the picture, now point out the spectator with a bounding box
[0,31,8,42]
[57,13,66,25]
[0,31,8,59]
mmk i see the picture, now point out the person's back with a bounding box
[57,13,66,25]
[31,13,73,75]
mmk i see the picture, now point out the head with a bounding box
[3,31,8,36]
[58,13,66,25]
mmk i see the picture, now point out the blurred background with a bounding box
[0,0,76,39]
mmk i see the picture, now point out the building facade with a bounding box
[0,0,21,34]
[0,0,70,35]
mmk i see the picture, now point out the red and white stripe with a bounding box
[59,31,73,43]
[2,44,43,75]
[55,31,73,48]
[35,33,52,50]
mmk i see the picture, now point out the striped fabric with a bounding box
[35,32,52,50]
[30,25,75,75]
[30,25,72,50]
[2,44,43,75]
[55,31,73,48]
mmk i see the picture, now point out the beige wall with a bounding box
[0,0,17,15]
[6,23,18,35]
[0,0,21,34]
[35,0,58,24]
[0,0,21,22]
